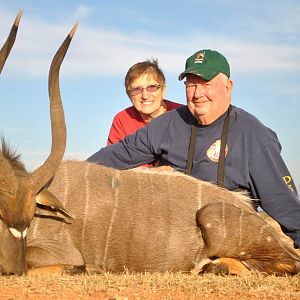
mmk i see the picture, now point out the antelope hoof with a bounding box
[204,258,251,276]
[28,264,87,275]
[203,261,229,275]
[62,265,87,275]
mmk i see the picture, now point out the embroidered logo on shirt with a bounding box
[206,139,228,162]
[282,176,295,192]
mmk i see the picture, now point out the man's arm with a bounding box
[88,112,174,169]
[88,130,155,169]
[249,136,300,247]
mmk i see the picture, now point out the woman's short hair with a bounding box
[125,59,166,95]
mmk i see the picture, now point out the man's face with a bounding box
[185,73,233,125]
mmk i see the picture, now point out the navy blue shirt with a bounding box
[88,105,300,240]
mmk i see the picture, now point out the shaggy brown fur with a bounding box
[1,137,26,172]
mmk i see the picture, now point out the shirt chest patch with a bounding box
[206,139,228,162]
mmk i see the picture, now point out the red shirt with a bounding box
[107,100,183,145]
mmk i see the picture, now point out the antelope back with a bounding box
[28,160,254,272]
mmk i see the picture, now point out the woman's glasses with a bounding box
[128,84,161,96]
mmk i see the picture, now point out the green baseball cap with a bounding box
[178,49,230,81]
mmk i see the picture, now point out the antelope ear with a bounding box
[35,189,74,219]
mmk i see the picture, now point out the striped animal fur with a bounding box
[26,160,297,274]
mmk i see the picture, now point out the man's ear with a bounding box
[35,189,74,219]
[226,79,234,92]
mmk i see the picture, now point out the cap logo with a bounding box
[194,51,205,64]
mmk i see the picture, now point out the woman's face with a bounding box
[128,73,166,121]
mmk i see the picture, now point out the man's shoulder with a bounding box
[232,106,278,141]
[233,106,268,129]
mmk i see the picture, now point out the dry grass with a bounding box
[0,271,300,299]
[1,214,299,299]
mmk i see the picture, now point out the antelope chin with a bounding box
[9,227,28,239]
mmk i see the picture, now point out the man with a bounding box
[88,49,300,248]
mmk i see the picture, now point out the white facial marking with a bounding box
[240,251,246,256]
[206,223,211,228]
[9,228,22,239]
[23,228,28,238]
[9,227,28,239]
[266,236,272,242]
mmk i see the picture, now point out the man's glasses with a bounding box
[184,81,213,93]
[128,84,161,96]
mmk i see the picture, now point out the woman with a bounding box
[107,59,182,145]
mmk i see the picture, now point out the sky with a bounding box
[0,0,300,191]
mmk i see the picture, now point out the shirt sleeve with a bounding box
[107,115,127,145]
[248,130,300,236]
[87,113,172,169]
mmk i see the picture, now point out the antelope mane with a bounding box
[0,136,26,172]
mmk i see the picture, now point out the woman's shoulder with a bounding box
[112,106,140,120]
[164,99,184,111]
